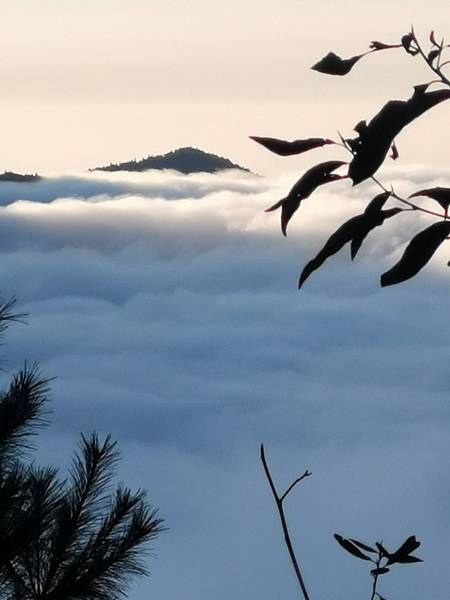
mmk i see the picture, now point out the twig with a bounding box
[371,175,446,218]
[411,26,450,87]
[281,472,312,502]
[369,548,384,600]
[260,444,312,600]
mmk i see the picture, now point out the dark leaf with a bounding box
[365,192,391,214]
[311,51,363,76]
[266,160,346,236]
[351,208,401,260]
[354,120,368,135]
[409,187,450,217]
[430,30,439,46]
[428,49,441,64]
[334,534,372,561]
[371,567,390,576]
[390,141,399,160]
[401,34,419,55]
[381,221,450,287]
[350,539,378,553]
[370,40,400,51]
[299,214,369,287]
[390,555,423,564]
[298,198,402,287]
[249,136,334,156]
[413,82,431,95]
[392,535,421,556]
[348,87,450,184]
[346,138,360,152]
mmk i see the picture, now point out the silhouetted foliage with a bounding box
[409,186,450,217]
[311,51,364,75]
[249,136,334,156]
[298,192,402,288]
[0,300,164,600]
[252,27,450,288]
[265,160,346,236]
[381,220,450,286]
[261,444,423,600]
[347,86,450,185]
[335,534,422,599]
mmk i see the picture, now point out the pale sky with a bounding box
[3,0,450,174]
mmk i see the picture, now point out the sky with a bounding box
[3,0,450,175]
[1,2,450,600]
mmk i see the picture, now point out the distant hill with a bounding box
[91,147,251,174]
[0,171,41,183]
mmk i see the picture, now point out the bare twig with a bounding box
[260,444,312,600]
[281,471,312,502]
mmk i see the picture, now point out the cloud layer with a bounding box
[2,167,449,600]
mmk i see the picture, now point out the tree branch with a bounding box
[280,471,312,502]
[260,444,311,600]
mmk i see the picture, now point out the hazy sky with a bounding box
[3,0,450,174]
[2,2,450,600]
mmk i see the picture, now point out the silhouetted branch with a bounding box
[411,26,450,87]
[260,444,311,600]
[280,471,312,502]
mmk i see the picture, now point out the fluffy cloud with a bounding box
[2,166,449,600]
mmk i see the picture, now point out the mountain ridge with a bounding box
[90,146,251,174]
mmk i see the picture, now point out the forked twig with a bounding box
[260,444,312,600]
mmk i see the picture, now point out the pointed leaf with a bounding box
[365,192,391,215]
[370,40,400,51]
[428,49,440,64]
[349,88,450,184]
[371,567,390,576]
[381,221,450,287]
[392,535,421,556]
[409,187,450,214]
[311,52,363,76]
[351,208,402,260]
[350,539,378,553]
[299,214,367,287]
[334,534,371,560]
[267,160,346,236]
[299,202,402,287]
[389,555,423,564]
[249,136,334,156]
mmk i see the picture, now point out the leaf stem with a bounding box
[369,549,385,600]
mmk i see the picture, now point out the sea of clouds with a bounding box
[1,166,450,600]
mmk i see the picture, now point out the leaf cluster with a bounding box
[252,28,450,288]
[334,533,422,599]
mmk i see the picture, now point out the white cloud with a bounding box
[1,167,449,600]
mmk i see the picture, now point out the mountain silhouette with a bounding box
[91,147,251,174]
[0,171,41,183]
